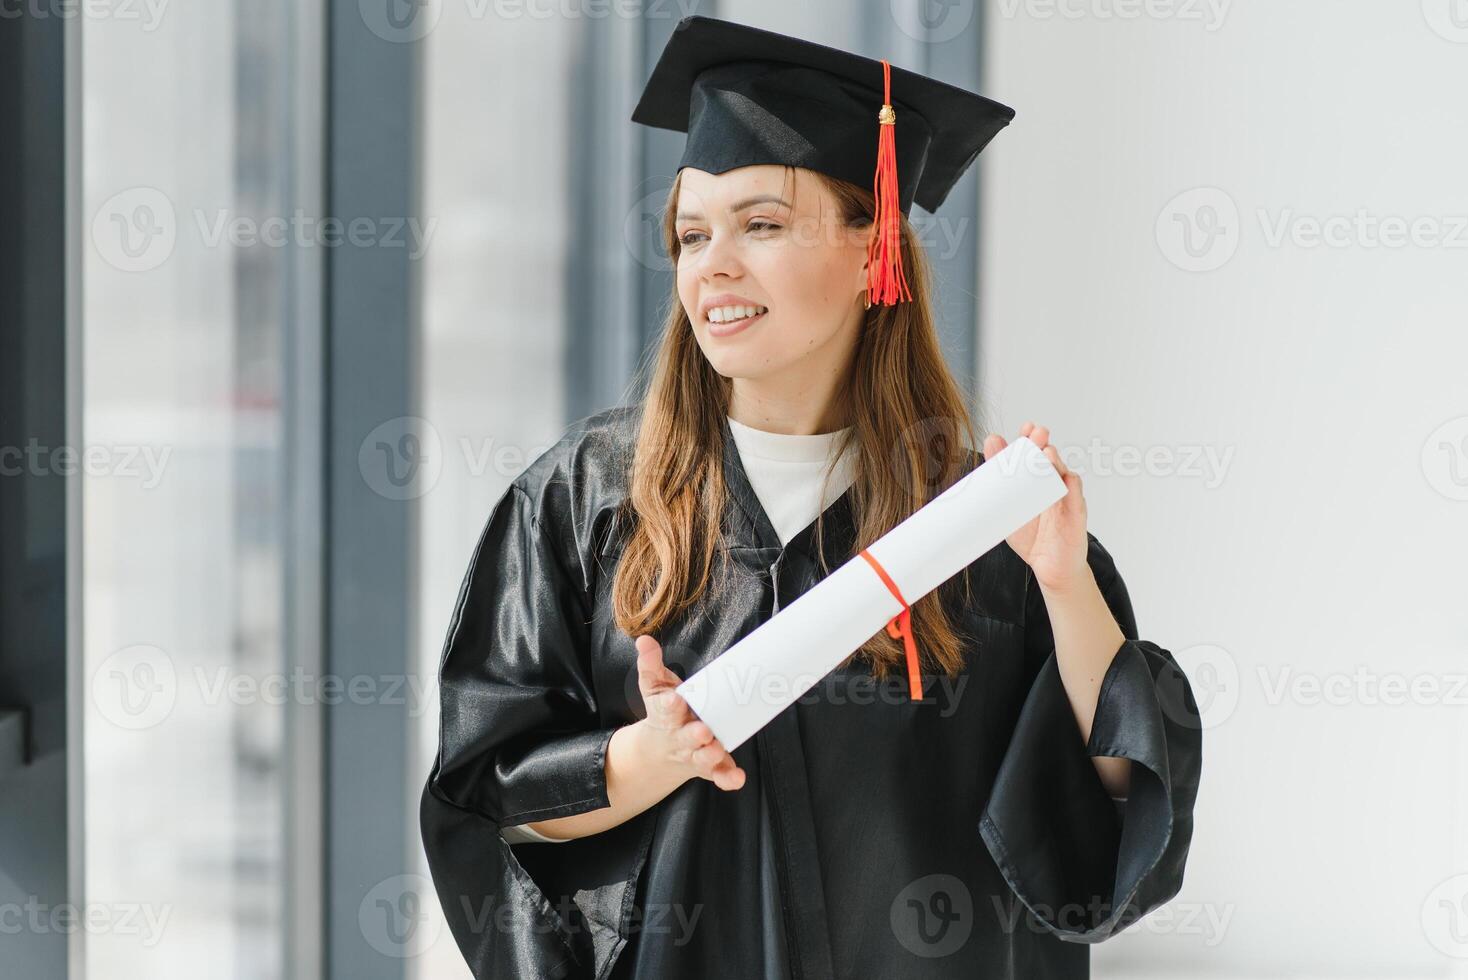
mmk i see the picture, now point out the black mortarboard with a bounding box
[630,15,1016,305]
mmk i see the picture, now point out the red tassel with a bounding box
[867,59,912,308]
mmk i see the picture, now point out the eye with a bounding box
[677,220,781,249]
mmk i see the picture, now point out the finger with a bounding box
[635,635,678,691]
[982,433,1007,459]
[1031,424,1049,449]
[712,759,747,791]
[691,742,730,777]
[1058,471,1084,512]
[1044,444,1069,477]
[1019,420,1034,439]
[636,648,669,695]
[691,741,741,784]
[635,633,660,666]
[650,687,693,726]
[676,719,716,752]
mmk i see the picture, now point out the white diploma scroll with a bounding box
[675,435,1067,752]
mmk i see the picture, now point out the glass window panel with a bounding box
[81,4,317,978]
[412,11,581,978]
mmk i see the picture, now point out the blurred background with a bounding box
[1,0,1465,977]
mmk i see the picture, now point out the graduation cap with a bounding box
[631,15,1016,307]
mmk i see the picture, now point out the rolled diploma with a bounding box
[675,435,1067,752]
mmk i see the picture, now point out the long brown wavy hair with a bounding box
[611,165,988,682]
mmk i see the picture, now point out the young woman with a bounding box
[421,16,1201,980]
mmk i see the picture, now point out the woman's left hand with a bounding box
[983,421,1090,594]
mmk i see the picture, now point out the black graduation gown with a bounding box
[419,404,1202,980]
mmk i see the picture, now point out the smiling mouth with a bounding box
[710,310,762,325]
[705,309,767,336]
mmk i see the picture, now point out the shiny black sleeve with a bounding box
[419,481,646,979]
[978,532,1202,942]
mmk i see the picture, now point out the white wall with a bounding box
[981,1,1468,976]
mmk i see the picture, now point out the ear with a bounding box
[852,223,874,300]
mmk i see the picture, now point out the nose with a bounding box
[693,226,745,283]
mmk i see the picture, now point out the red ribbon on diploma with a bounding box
[857,548,923,700]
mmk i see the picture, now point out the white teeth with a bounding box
[707,304,767,324]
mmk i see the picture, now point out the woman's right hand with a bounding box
[634,634,747,791]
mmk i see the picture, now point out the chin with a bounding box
[694,338,759,380]
[702,355,752,381]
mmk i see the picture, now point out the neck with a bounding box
[727,370,852,436]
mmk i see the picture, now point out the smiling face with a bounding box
[674,165,871,395]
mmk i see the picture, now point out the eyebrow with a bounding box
[675,195,792,222]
